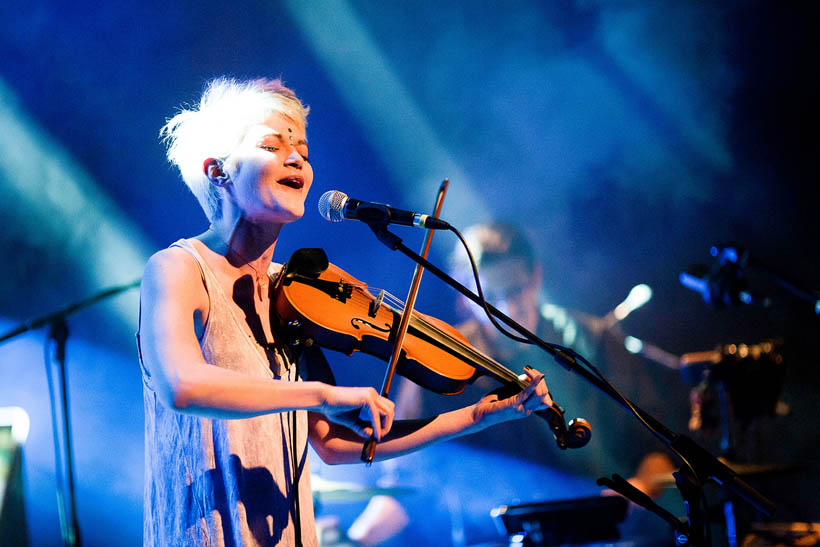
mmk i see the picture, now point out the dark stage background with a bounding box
[0,2,817,545]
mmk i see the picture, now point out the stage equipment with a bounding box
[742,522,820,546]
[681,339,786,451]
[0,280,141,547]
[319,189,451,230]
[680,244,819,314]
[0,407,29,546]
[681,338,790,547]
[321,191,775,546]
[651,458,794,489]
[492,496,628,546]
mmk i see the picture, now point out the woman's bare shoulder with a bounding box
[143,247,200,285]
[141,246,207,312]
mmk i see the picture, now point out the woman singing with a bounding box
[137,77,553,546]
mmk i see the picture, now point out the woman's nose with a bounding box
[285,150,304,168]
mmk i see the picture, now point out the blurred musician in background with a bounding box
[349,222,677,544]
[399,222,675,482]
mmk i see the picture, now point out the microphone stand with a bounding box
[0,279,141,547]
[596,473,691,544]
[695,245,819,314]
[365,224,774,546]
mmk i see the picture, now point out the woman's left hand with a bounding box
[471,366,553,429]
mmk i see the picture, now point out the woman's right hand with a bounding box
[320,385,395,440]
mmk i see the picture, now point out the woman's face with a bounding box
[223,112,313,225]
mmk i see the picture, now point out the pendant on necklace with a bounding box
[257,274,268,301]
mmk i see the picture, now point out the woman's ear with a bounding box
[203,158,231,187]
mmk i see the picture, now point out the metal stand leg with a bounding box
[724,500,737,547]
[46,319,81,547]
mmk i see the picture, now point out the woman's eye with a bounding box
[260,145,279,152]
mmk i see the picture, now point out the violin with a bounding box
[272,248,591,451]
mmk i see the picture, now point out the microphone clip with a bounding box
[355,202,393,225]
[367,222,403,251]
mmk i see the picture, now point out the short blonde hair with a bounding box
[160,77,309,221]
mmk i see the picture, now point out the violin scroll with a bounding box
[488,381,590,450]
[567,417,592,448]
[538,404,591,450]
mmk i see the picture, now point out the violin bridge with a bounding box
[369,289,386,318]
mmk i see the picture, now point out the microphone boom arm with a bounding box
[364,223,776,524]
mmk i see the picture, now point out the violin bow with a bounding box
[362,179,450,464]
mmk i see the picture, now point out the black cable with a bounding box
[550,343,709,542]
[449,225,533,345]
[290,356,303,547]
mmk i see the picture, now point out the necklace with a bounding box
[231,251,268,301]
[214,233,270,301]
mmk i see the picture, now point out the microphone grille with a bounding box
[318,190,348,222]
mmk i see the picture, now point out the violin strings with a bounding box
[358,285,520,384]
[344,282,520,386]
[365,287,405,309]
[408,314,521,385]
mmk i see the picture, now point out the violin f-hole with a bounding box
[351,318,391,333]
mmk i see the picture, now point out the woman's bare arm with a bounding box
[139,248,394,436]
[309,368,552,464]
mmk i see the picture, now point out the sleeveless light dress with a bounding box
[138,239,318,546]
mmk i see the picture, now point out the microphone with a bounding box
[679,270,715,303]
[681,244,755,307]
[318,190,451,230]
[679,269,770,308]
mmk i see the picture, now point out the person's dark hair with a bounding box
[450,222,537,273]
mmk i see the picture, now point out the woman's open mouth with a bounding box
[277,176,305,189]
